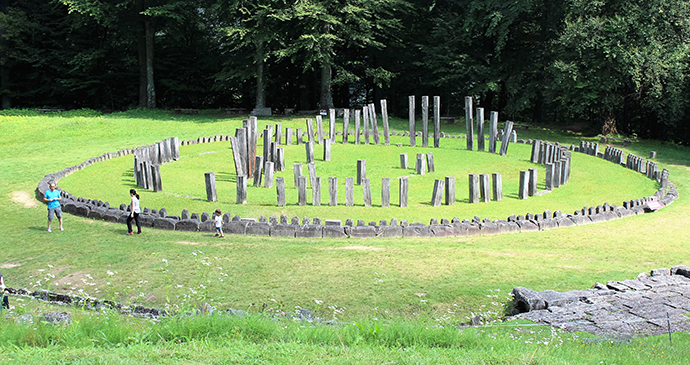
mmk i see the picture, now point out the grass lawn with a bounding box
[1,108,690,363]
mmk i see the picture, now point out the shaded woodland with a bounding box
[2,0,690,142]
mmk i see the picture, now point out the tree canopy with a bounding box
[3,0,690,143]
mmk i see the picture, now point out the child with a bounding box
[214,209,224,238]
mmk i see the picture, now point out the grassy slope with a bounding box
[1,110,690,363]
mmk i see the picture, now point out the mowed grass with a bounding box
[2,109,690,363]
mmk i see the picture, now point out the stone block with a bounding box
[296,225,323,238]
[378,225,403,238]
[270,224,297,237]
[516,220,538,232]
[246,222,271,236]
[497,221,520,234]
[350,225,377,238]
[403,223,430,237]
[176,219,200,232]
[153,217,176,230]
[479,222,500,235]
[430,224,455,237]
[323,225,347,238]
[224,221,248,235]
[199,220,215,232]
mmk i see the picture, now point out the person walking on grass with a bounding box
[43,181,63,232]
[214,209,224,238]
[0,272,9,310]
[127,189,142,235]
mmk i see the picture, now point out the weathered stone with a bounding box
[518,170,529,199]
[176,219,200,232]
[296,225,323,238]
[345,177,354,206]
[409,95,416,146]
[465,96,474,150]
[469,174,479,203]
[350,225,377,238]
[276,177,286,206]
[246,222,271,236]
[297,176,307,206]
[323,225,347,238]
[312,177,321,206]
[403,223,429,237]
[416,153,426,175]
[236,175,247,204]
[270,224,297,237]
[357,160,366,185]
[381,177,391,207]
[431,179,444,207]
[528,168,538,196]
[421,96,429,147]
[444,176,455,205]
[400,153,408,169]
[362,178,372,207]
[399,176,408,208]
[153,217,176,230]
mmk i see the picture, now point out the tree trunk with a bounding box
[136,0,146,108]
[145,13,156,109]
[0,0,10,109]
[601,106,618,136]
[255,41,266,109]
[319,64,333,109]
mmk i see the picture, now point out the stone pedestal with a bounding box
[444,176,455,205]
[409,95,416,147]
[204,172,217,202]
[489,111,498,154]
[431,179,444,206]
[422,96,429,147]
[476,108,485,151]
[253,156,264,187]
[465,96,474,150]
[433,96,441,148]
[492,173,502,201]
[480,174,490,203]
[396,177,407,208]
[518,171,528,199]
[357,159,366,185]
[528,168,538,196]
[329,177,338,206]
[236,175,247,204]
[469,174,479,203]
[416,153,426,175]
[362,178,372,207]
[381,177,391,207]
[264,162,274,188]
[276,177,286,206]
[297,176,307,206]
[345,177,354,206]
[312,177,321,206]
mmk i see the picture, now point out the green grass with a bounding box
[1,300,689,364]
[1,108,690,363]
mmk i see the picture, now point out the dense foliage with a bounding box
[2,0,690,142]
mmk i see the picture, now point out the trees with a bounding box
[61,0,157,108]
[550,0,690,136]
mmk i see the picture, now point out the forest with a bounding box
[2,0,690,143]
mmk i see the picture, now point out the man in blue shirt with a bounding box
[43,181,63,232]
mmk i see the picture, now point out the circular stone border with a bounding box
[36,133,679,239]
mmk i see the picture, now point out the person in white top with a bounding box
[127,189,142,235]
[214,209,224,238]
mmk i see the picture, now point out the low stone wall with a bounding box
[36,134,679,239]
[5,287,164,318]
